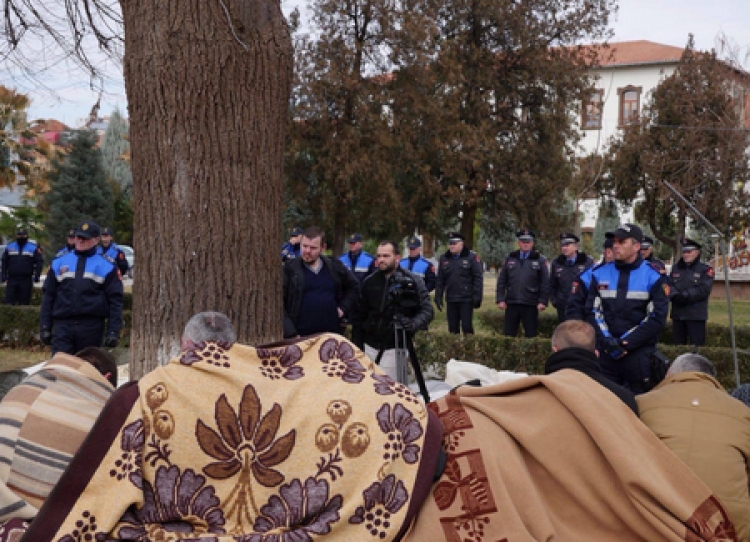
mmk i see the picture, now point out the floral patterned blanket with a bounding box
[404,370,737,542]
[22,333,442,541]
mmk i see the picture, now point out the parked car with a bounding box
[120,245,134,278]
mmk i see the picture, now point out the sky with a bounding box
[12,0,750,128]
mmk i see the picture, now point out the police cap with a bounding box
[641,235,654,249]
[605,223,644,243]
[74,221,101,239]
[101,227,114,236]
[603,238,614,250]
[408,236,422,249]
[448,232,464,244]
[67,229,76,238]
[348,233,363,243]
[559,232,579,245]
[290,226,303,237]
[681,237,702,252]
[516,229,535,242]
[15,227,28,236]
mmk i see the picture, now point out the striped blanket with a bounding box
[24,333,442,541]
[0,353,114,525]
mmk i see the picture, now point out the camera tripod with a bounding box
[374,317,431,403]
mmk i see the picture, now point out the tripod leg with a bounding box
[406,334,430,403]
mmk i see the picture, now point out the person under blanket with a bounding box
[23,313,442,541]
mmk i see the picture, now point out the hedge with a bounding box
[412,331,749,391]
[478,312,750,350]
[0,286,134,311]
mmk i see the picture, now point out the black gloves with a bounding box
[104,335,119,348]
[602,336,626,359]
[41,328,52,345]
[399,316,416,333]
[473,298,482,309]
[435,298,443,312]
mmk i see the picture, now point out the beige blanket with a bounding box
[405,369,736,541]
[23,333,442,541]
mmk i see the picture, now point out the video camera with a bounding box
[387,273,420,314]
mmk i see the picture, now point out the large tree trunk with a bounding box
[122,0,292,376]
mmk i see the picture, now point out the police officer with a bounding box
[399,236,436,292]
[98,227,130,276]
[549,232,593,323]
[640,235,666,274]
[435,232,483,335]
[566,237,613,321]
[2,227,43,305]
[55,229,77,258]
[339,233,376,285]
[496,229,550,337]
[281,226,303,263]
[669,237,714,346]
[40,221,124,355]
[585,223,669,393]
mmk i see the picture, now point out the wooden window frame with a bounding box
[582,89,604,130]
[618,86,642,127]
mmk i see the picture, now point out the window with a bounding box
[618,86,642,127]
[582,90,604,130]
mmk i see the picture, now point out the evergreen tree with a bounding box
[43,130,113,251]
[592,200,621,258]
[101,109,132,196]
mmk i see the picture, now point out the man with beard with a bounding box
[549,232,593,323]
[584,223,669,393]
[669,237,714,346]
[283,226,359,338]
[98,227,129,276]
[353,240,433,382]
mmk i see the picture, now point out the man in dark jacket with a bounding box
[283,226,359,338]
[549,232,593,323]
[40,221,124,355]
[435,232,483,335]
[2,227,43,306]
[584,223,669,393]
[640,235,667,274]
[669,237,714,346]
[496,229,550,337]
[545,320,638,414]
[353,241,433,382]
[339,232,376,286]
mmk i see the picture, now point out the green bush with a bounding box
[477,311,750,350]
[0,286,133,311]
[413,331,748,391]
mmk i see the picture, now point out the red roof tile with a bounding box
[580,40,685,68]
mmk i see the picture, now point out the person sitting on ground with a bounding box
[0,348,117,530]
[545,319,638,414]
[405,359,737,541]
[24,312,442,541]
[638,353,750,540]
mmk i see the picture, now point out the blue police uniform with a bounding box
[98,242,129,275]
[399,256,436,292]
[584,256,669,393]
[2,239,43,305]
[281,241,301,263]
[40,247,124,355]
[339,251,376,285]
[55,245,75,258]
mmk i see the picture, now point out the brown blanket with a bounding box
[23,333,442,541]
[405,369,736,541]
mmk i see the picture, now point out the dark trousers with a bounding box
[555,306,567,324]
[600,347,653,394]
[504,304,539,338]
[673,320,706,346]
[447,302,474,334]
[4,277,33,305]
[51,318,105,355]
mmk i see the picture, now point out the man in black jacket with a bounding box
[545,320,638,414]
[496,229,550,337]
[283,226,359,338]
[435,232,483,335]
[669,237,714,346]
[549,232,593,323]
[2,227,43,305]
[353,241,433,382]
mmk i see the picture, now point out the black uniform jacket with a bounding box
[435,247,483,305]
[669,258,714,321]
[352,267,433,350]
[549,252,593,309]
[496,250,550,306]
[282,256,359,338]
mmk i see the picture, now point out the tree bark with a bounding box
[122,0,292,376]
